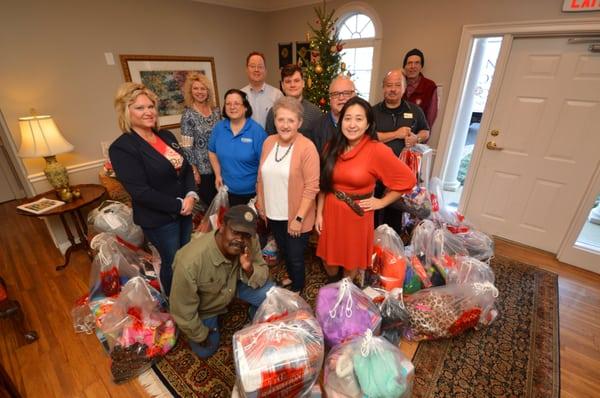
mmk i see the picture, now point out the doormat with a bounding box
[140,255,559,398]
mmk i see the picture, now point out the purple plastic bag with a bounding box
[315,278,382,347]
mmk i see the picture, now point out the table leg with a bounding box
[56,214,77,271]
[70,212,93,260]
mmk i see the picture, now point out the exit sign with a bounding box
[563,0,600,11]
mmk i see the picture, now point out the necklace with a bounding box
[274,142,293,162]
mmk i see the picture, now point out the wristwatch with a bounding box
[295,215,304,222]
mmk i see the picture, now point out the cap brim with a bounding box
[230,223,256,235]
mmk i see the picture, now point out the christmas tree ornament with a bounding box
[331,45,337,53]
[307,77,312,88]
[341,62,346,71]
[315,64,323,74]
[319,98,326,106]
[337,43,343,52]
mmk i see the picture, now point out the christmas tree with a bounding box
[301,4,347,112]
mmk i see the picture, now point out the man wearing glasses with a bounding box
[313,75,357,154]
[241,51,283,129]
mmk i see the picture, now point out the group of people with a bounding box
[108,48,437,358]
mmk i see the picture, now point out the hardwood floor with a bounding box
[1,199,599,397]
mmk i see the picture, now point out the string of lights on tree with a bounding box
[300,4,350,112]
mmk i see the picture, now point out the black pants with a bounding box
[198,173,217,207]
[228,192,255,207]
[268,219,309,291]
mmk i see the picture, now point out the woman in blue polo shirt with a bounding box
[209,89,267,206]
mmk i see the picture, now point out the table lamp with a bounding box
[18,112,74,191]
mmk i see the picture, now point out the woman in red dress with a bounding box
[316,97,416,281]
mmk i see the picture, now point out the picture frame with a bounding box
[17,198,65,215]
[120,55,219,129]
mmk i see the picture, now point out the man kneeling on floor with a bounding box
[170,205,274,358]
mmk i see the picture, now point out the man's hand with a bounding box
[240,246,253,274]
[397,126,411,140]
[404,132,419,148]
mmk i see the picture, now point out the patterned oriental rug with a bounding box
[138,254,560,398]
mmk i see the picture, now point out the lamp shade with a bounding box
[18,115,74,158]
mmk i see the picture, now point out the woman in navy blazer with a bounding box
[109,82,198,297]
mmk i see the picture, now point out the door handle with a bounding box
[486,141,504,151]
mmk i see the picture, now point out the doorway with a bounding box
[440,37,502,210]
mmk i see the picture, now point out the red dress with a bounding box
[317,136,416,270]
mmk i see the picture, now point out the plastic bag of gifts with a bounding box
[445,256,496,285]
[428,177,473,232]
[402,281,499,341]
[261,236,279,266]
[324,330,414,398]
[367,225,408,291]
[316,278,382,347]
[453,229,494,261]
[428,226,469,283]
[99,277,176,382]
[362,287,410,346]
[89,233,142,298]
[196,185,229,233]
[233,310,324,396]
[253,286,313,324]
[390,185,432,220]
[87,200,144,248]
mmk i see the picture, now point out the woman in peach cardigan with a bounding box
[256,97,320,292]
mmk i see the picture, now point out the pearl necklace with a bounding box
[274,142,293,162]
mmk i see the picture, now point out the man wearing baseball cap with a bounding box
[170,204,274,358]
[403,48,439,129]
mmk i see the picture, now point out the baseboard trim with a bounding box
[27,159,105,183]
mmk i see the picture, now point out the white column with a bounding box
[442,38,488,191]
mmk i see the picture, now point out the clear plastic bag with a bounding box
[446,256,495,285]
[455,230,494,261]
[262,235,278,266]
[197,185,229,233]
[252,286,313,324]
[430,227,469,282]
[391,186,432,219]
[403,282,499,341]
[87,200,144,247]
[324,330,414,398]
[428,178,472,233]
[89,233,141,298]
[316,278,382,347]
[99,277,177,382]
[371,225,408,291]
[233,310,324,397]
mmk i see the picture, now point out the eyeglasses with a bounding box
[226,102,243,108]
[329,90,355,99]
[247,64,265,71]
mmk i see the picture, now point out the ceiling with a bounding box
[192,0,328,12]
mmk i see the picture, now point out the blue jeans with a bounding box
[189,279,275,359]
[143,216,192,297]
[269,219,309,291]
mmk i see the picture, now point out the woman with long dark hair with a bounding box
[316,97,416,281]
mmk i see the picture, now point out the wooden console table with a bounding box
[16,184,106,271]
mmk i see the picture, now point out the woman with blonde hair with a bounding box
[256,97,320,292]
[180,72,221,206]
[109,82,198,297]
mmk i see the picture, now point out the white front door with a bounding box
[464,36,600,253]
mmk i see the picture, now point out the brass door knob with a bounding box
[486,141,504,151]
[490,129,500,136]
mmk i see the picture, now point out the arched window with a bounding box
[336,7,381,102]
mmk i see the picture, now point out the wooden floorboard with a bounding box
[1,200,599,397]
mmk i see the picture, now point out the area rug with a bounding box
[411,256,560,398]
[141,254,560,398]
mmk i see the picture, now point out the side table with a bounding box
[16,184,106,271]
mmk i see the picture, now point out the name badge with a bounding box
[404,113,413,119]
[241,137,253,143]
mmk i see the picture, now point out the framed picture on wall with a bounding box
[119,55,219,129]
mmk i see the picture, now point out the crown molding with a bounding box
[192,0,326,12]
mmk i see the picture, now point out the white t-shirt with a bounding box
[260,144,293,220]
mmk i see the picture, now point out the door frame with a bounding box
[434,18,600,235]
[0,109,32,197]
[556,162,600,272]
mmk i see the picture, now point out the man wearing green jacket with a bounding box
[170,205,274,358]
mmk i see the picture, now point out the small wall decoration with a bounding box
[278,43,293,68]
[120,55,219,129]
[295,42,310,67]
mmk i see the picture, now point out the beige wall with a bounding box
[0,0,268,179]
[264,0,596,148]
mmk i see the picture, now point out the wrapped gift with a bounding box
[252,286,312,324]
[371,225,408,291]
[324,330,414,398]
[316,278,382,347]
